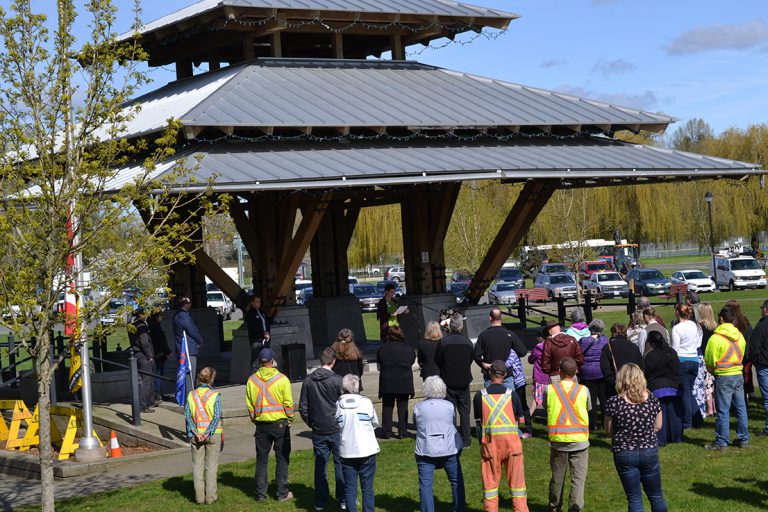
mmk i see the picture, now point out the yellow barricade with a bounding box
[5,400,32,449]
[18,405,102,460]
[0,400,23,442]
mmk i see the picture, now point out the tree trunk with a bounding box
[35,352,56,511]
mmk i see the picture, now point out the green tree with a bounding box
[0,2,220,509]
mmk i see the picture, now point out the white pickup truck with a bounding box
[581,271,630,298]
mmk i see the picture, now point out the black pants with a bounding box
[515,385,533,436]
[445,386,471,447]
[582,379,607,430]
[137,358,155,410]
[381,393,409,437]
[255,420,291,500]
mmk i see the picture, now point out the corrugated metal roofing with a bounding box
[122,59,674,138]
[104,138,761,193]
[129,0,518,37]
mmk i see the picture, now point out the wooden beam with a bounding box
[271,32,282,57]
[269,191,332,316]
[333,32,344,59]
[243,35,255,60]
[230,200,260,261]
[176,59,193,80]
[391,33,405,60]
[194,248,249,307]
[430,183,461,263]
[341,204,361,250]
[467,181,556,302]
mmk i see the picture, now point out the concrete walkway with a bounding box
[0,363,496,510]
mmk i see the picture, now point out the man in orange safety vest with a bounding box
[246,348,294,502]
[473,360,528,512]
[546,356,590,512]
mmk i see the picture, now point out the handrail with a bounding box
[89,355,175,382]
[0,369,34,388]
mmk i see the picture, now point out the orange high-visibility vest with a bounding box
[547,381,589,443]
[480,388,520,442]
[714,334,744,372]
[188,387,222,434]
[248,373,291,420]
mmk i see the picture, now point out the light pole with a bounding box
[705,192,716,284]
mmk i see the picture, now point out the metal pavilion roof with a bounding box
[124,0,518,39]
[104,137,761,193]
[121,59,674,139]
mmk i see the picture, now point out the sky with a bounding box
[21,0,768,135]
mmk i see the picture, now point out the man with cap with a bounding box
[172,296,205,392]
[246,348,295,502]
[473,360,529,512]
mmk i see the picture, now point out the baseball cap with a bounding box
[258,348,275,362]
[490,360,508,377]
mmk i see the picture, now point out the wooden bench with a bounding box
[515,288,550,302]
[664,283,688,301]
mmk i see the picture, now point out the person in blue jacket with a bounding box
[173,296,205,391]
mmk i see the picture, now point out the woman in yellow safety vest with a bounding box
[185,367,223,505]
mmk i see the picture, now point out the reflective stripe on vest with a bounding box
[248,373,288,415]
[190,388,221,434]
[715,333,744,370]
[481,388,519,438]
[548,382,589,437]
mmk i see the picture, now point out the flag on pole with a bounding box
[65,210,82,393]
[176,331,191,407]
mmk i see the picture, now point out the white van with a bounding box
[710,255,766,291]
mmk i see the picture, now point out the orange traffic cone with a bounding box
[109,430,123,458]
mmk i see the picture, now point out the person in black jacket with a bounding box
[148,310,171,403]
[299,347,345,511]
[474,308,526,384]
[377,326,416,439]
[244,294,271,370]
[747,299,768,436]
[644,331,683,445]
[435,313,474,448]
[331,328,365,391]
[601,323,644,398]
[417,321,442,381]
[172,296,205,392]
[128,310,156,413]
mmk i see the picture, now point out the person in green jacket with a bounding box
[703,307,749,450]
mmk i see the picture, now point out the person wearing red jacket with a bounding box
[540,321,584,384]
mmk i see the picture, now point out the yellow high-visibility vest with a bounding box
[187,387,222,434]
[547,381,589,443]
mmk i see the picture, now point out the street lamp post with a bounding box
[705,192,716,285]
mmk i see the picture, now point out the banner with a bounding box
[175,331,190,407]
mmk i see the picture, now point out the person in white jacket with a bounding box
[336,374,380,512]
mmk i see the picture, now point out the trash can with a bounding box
[282,344,307,383]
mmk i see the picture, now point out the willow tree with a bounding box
[0,1,220,509]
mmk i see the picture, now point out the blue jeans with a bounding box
[613,448,668,512]
[415,453,466,512]
[313,432,344,509]
[678,360,699,428]
[756,364,768,433]
[341,455,376,512]
[714,374,750,446]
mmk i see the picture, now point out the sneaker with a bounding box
[278,491,294,502]
[521,432,533,439]
[703,443,727,451]
[141,407,155,413]
[732,439,749,448]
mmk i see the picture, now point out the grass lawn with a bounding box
[34,401,768,511]
[641,254,710,266]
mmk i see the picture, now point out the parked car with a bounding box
[350,284,380,311]
[450,270,473,283]
[626,268,671,296]
[582,271,629,298]
[536,263,577,282]
[100,298,129,325]
[447,282,469,303]
[348,276,359,285]
[294,279,313,301]
[488,281,519,305]
[384,266,405,283]
[376,280,402,296]
[207,290,234,319]
[495,267,525,288]
[534,272,578,300]
[670,270,716,293]
[710,254,766,291]
[297,286,313,305]
[578,261,614,282]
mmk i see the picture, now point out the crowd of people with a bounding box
[170,290,767,512]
